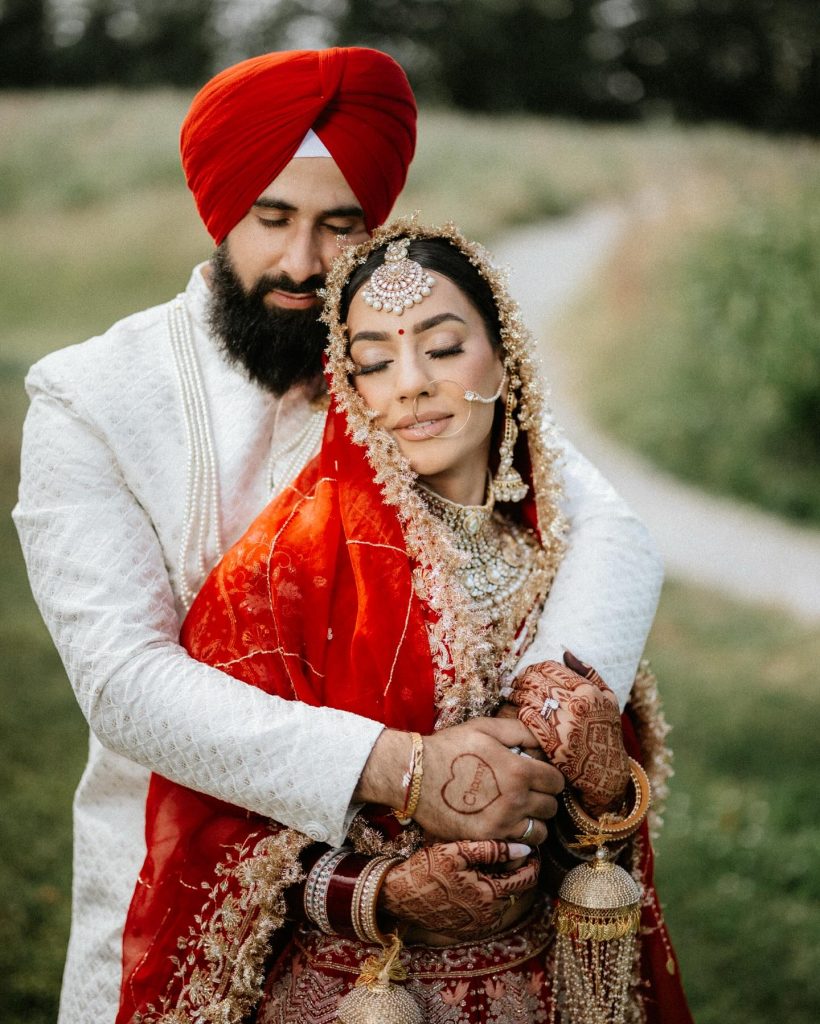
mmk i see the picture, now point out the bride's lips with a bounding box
[265,290,319,310]
[392,411,453,440]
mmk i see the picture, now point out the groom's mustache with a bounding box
[251,272,326,302]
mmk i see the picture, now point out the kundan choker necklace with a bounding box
[417,477,539,620]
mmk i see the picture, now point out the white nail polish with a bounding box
[508,843,532,858]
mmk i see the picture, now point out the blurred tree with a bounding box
[0,0,816,132]
[333,0,819,130]
[0,0,50,86]
[46,0,217,86]
[619,0,820,132]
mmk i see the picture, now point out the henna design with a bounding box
[441,754,502,815]
[379,841,538,940]
[511,660,629,815]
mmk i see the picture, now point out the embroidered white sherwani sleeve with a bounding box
[13,266,662,1024]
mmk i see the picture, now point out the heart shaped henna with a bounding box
[441,753,502,815]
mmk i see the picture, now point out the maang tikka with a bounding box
[493,365,529,503]
[362,238,435,315]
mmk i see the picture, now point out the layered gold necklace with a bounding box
[417,477,541,623]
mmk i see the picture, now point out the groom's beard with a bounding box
[207,245,328,396]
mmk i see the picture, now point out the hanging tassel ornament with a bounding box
[336,933,423,1024]
[493,370,529,503]
[552,845,642,1024]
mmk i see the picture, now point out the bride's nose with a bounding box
[395,351,434,402]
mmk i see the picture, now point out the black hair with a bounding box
[341,237,502,347]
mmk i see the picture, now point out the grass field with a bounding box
[2,92,818,1022]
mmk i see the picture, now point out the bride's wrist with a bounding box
[563,758,651,843]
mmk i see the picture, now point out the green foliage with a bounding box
[599,187,820,522]
[651,582,820,1023]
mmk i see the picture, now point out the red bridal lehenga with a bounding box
[117,221,694,1024]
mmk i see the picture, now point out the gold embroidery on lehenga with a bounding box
[136,829,312,1024]
[257,911,556,1024]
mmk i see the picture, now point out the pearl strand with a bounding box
[268,404,325,495]
[168,299,224,608]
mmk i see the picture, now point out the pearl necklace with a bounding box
[168,298,224,609]
[268,401,326,495]
[417,479,540,622]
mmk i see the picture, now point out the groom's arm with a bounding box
[516,435,663,709]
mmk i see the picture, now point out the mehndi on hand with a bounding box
[509,651,629,817]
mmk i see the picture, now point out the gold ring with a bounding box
[519,818,535,842]
[508,893,518,908]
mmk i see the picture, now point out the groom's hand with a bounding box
[355,719,564,845]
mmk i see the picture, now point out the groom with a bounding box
[14,47,662,1023]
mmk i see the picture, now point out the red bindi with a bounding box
[398,328,405,335]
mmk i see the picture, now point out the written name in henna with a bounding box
[441,754,502,814]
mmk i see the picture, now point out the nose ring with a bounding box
[412,379,473,438]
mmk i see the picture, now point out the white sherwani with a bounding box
[13,265,663,1024]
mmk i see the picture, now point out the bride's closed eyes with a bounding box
[352,341,466,377]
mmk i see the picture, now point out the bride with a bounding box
[118,220,692,1024]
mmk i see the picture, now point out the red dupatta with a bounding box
[118,397,449,1022]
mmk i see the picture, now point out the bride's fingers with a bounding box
[452,839,532,867]
[563,650,610,693]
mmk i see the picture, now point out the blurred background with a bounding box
[1,2,819,1021]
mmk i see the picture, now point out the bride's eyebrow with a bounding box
[413,312,466,334]
[350,312,467,346]
[349,330,390,344]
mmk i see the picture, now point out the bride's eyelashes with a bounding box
[353,344,466,377]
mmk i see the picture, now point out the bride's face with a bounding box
[347,272,505,504]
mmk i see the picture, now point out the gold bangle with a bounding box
[393,731,424,824]
[351,855,403,945]
[563,757,651,841]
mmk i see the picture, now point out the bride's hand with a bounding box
[508,652,629,816]
[379,840,538,942]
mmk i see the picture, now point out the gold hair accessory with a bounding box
[361,238,435,315]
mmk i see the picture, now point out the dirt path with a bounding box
[494,208,820,624]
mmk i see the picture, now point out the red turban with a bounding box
[180,47,417,243]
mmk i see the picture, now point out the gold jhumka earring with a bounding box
[493,365,529,503]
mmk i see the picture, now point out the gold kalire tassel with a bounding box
[552,846,642,1024]
[336,933,423,1024]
